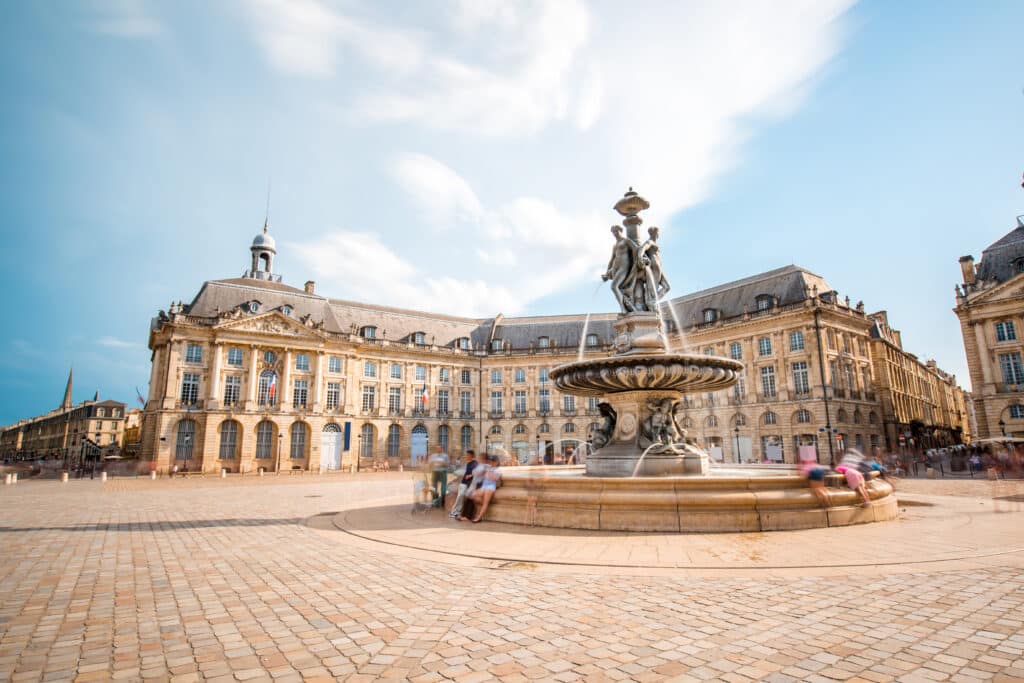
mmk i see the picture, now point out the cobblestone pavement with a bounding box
[2,475,1023,682]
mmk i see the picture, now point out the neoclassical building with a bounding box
[955,215,1024,438]
[140,226,969,473]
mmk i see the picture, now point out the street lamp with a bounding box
[275,432,283,474]
[733,426,740,464]
[999,419,1006,437]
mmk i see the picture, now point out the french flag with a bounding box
[421,383,429,405]
[268,374,277,401]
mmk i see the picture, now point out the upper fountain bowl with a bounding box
[551,353,744,397]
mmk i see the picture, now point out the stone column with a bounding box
[246,345,260,409]
[162,342,179,409]
[973,323,994,388]
[147,346,162,406]
[207,342,223,409]
[281,350,293,411]
[312,351,324,411]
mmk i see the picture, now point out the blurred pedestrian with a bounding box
[449,449,478,519]
[470,454,502,523]
[427,446,450,508]
[837,450,872,507]
[799,450,830,508]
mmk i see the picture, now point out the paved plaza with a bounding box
[2,474,1024,682]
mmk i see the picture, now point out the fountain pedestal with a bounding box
[613,312,665,356]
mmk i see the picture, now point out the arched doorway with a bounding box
[410,424,428,467]
[320,423,342,470]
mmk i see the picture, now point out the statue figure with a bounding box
[603,225,639,313]
[590,401,617,449]
[640,398,677,447]
[637,227,670,309]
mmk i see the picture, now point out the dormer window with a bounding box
[1014,258,1024,273]
[247,301,260,314]
[703,308,717,323]
[413,331,426,345]
[537,336,550,348]
[281,305,292,316]
[491,339,503,351]
[458,337,470,350]
[755,295,773,312]
[586,333,599,347]
[361,326,376,339]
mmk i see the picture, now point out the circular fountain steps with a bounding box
[484,465,897,533]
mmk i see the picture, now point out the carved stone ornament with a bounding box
[551,353,743,397]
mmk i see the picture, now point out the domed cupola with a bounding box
[249,220,277,278]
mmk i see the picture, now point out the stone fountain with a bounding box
[486,190,898,532]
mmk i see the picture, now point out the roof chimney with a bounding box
[304,280,315,294]
[959,255,976,285]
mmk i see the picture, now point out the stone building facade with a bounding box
[955,216,1024,438]
[140,228,970,473]
[0,369,127,463]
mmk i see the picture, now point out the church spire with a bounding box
[61,368,73,411]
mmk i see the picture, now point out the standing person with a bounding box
[470,454,502,523]
[427,446,449,508]
[449,449,478,519]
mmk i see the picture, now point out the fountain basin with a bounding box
[486,465,898,532]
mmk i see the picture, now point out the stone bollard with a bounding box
[221,468,227,478]
[399,463,404,473]
[987,467,998,480]
[259,467,264,477]
[100,472,107,482]
[61,472,69,483]
[150,470,157,480]
[4,473,11,485]
[926,467,936,479]
[11,473,17,484]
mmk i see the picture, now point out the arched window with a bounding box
[763,411,777,425]
[538,423,550,434]
[853,410,863,424]
[513,424,527,434]
[795,409,811,424]
[490,425,502,435]
[360,424,374,458]
[682,417,694,429]
[257,370,277,406]
[175,419,195,460]
[460,425,473,451]
[733,413,747,427]
[868,411,879,424]
[219,420,239,459]
[387,424,401,457]
[836,409,848,423]
[586,333,599,347]
[255,421,274,459]
[290,423,307,459]
[97,407,106,418]
[564,423,576,433]
[323,422,341,433]
[438,424,450,452]
[706,415,719,428]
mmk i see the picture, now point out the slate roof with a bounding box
[185,279,345,333]
[664,265,831,326]
[491,314,617,351]
[975,225,1024,284]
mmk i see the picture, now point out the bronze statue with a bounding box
[604,223,670,314]
[590,402,617,449]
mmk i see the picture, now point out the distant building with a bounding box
[955,215,1024,438]
[140,224,970,473]
[0,369,127,463]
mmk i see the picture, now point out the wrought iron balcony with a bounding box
[489,410,504,419]
[459,410,475,419]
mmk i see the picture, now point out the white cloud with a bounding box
[392,154,482,229]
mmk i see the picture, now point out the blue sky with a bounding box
[1,0,1021,425]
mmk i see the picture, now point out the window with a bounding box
[491,340,503,351]
[537,337,549,348]
[360,424,374,458]
[223,376,241,406]
[490,425,502,435]
[734,375,746,399]
[703,308,716,323]
[461,425,473,450]
[857,338,866,356]
[388,425,401,457]
[185,344,203,364]
[175,420,195,460]
[1010,405,1024,419]
[996,321,1017,342]
[439,368,450,383]
[460,391,472,414]
[281,305,292,316]
[328,356,342,373]
[514,424,527,434]
[388,387,402,413]
[413,332,426,345]
[97,407,106,418]
[414,386,427,408]
[112,409,120,417]
[255,421,273,459]
[248,301,260,314]
[563,395,576,413]
[868,411,879,425]
[361,385,376,411]
[539,423,550,434]
[227,347,243,366]
[326,382,340,410]
[458,337,470,350]
[763,411,777,425]
[588,396,599,411]
[361,326,376,339]
[703,346,715,356]
[490,391,503,412]
[263,350,276,364]
[514,390,527,413]
[109,434,117,445]
[460,369,471,385]
[853,410,862,424]
[415,366,427,382]
[761,366,777,397]
[515,368,526,383]
[258,371,277,406]
[491,369,502,384]
[756,295,773,311]
[539,388,551,412]
[796,409,811,424]
[388,363,402,380]
[792,362,809,395]
[1004,352,1024,386]
[758,337,772,356]
[292,380,308,409]
[586,333,599,347]
[734,414,747,427]
[295,354,309,371]
[706,415,719,427]
[364,361,377,378]
[438,390,450,414]
[438,425,449,452]
[790,331,804,352]
[729,342,742,360]
[539,368,550,383]
[180,373,200,406]
[290,423,307,459]
[564,423,576,433]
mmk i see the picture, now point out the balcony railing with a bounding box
[538,408,551,416]
[489,410,504,419]
[388,407,402,416]
[512,410,528,418]
[411,408,430,418]
[459,410,475,419]
[562,409,577,416]
[437,410,451,420]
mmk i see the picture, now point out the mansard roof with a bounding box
[185,278,344,333]
[491,314,617,350]
[665,265,831,326]
[975,224,1024,284]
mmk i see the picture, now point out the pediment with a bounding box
[967,274,1024,305]
[214,311,324,339]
